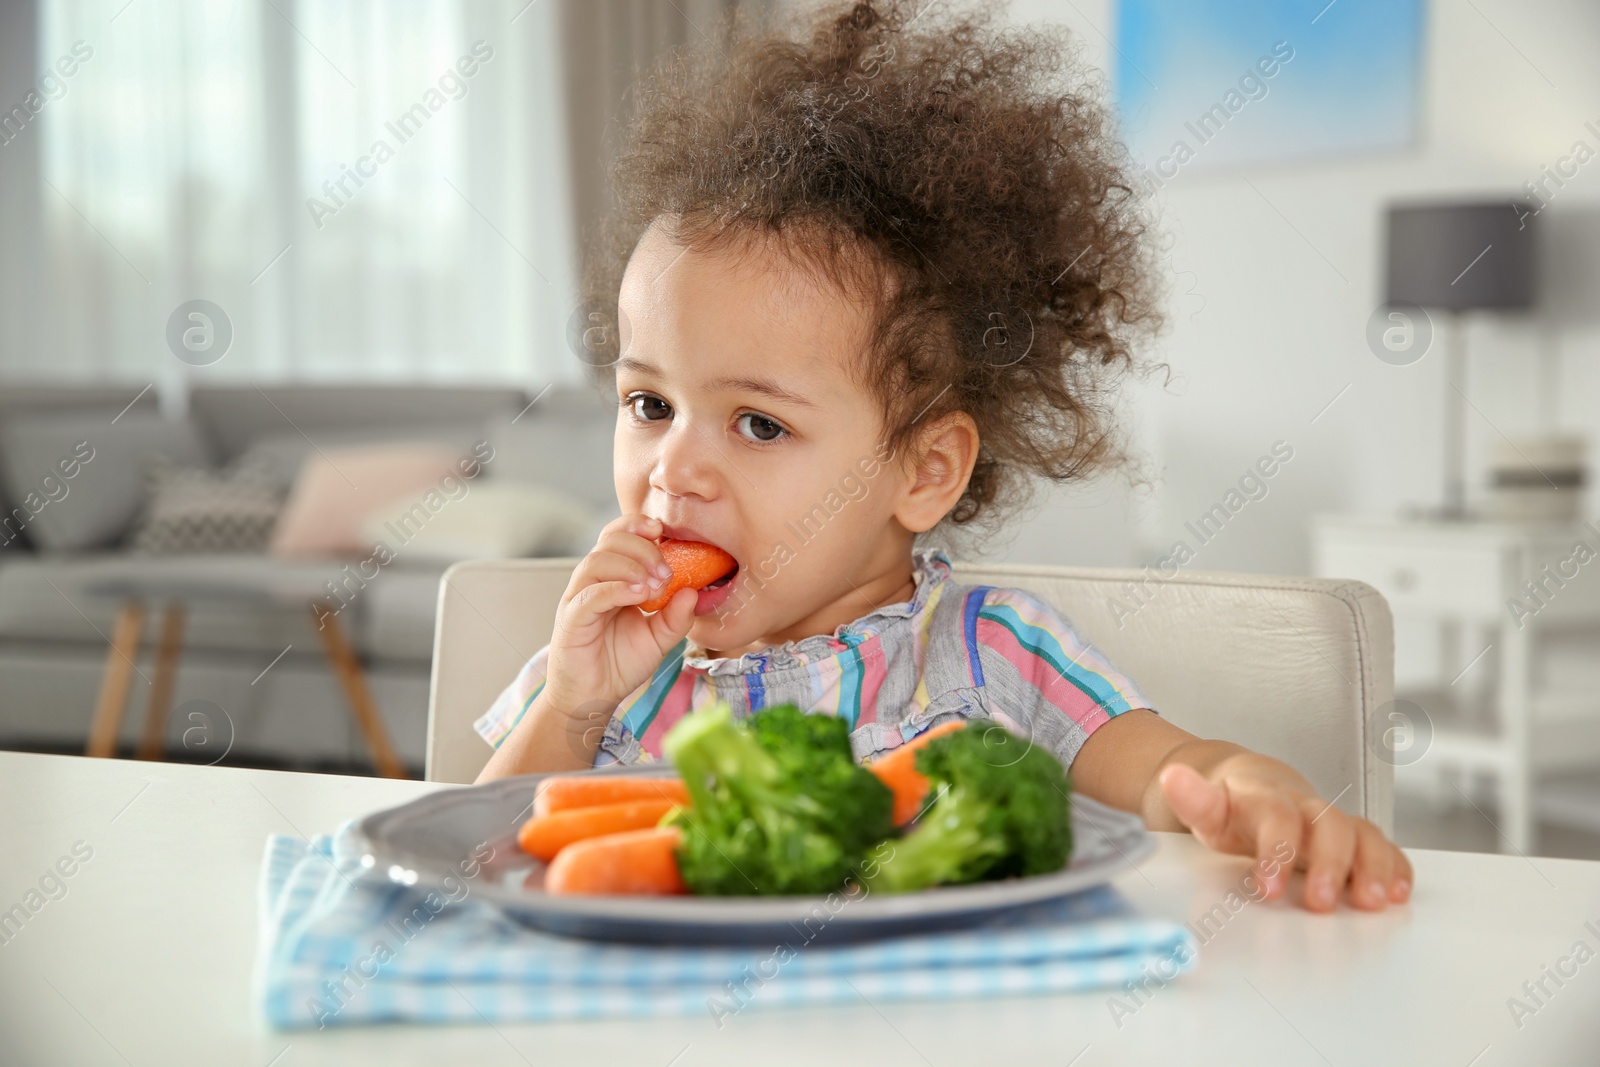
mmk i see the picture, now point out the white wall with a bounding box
[985,0,1600,583]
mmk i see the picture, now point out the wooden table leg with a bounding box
[138,602,187,761]
[310,602,407,779]
[86,601,146,759]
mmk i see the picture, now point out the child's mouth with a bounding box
[694,563,740,615]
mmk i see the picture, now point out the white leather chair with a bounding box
[428,559,1395,832]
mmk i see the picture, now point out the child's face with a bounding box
[612,222,918,654]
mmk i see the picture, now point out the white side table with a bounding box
[1312,513,1600,853]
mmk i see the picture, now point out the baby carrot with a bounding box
[518,799,680,862]
[638,539,737,612]
[532,775,690,818]
[870,719,970,825]
[543,825,687,895]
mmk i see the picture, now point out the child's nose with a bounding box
[650,421,725,499]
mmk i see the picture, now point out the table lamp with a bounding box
[1383,200,1538,520]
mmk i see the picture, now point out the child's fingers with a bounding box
[592,526,673,585]
[647,587,698,645]
[571,549,666,597]
[1157,764,1231,847]
[563,579,652,633]
[1348,820,1400,911]
[1389,843,1415,903]
[1243,794,1303,902]
[1298,805,1357,912]
[1164,765,1408,914]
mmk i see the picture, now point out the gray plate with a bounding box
[355,764,1155,944]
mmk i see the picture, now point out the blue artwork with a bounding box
[1112,0,1425,190]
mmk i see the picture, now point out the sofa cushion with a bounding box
[358,482,601,561]
[270,443,478,558]
[0,413,208,552]
[129,456,287,554]
[0,385,159,554]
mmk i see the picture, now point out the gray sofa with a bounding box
[0,381,618,772]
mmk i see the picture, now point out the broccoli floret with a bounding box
[664,702,893,895]
[747,702,853,760]
[864,721,1073,894]
[749,706,893,856]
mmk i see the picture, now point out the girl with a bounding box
[476,0,1412,913]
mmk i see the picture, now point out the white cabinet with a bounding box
[1312,514,1600,852]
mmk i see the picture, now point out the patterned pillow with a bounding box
[129,458,287,554]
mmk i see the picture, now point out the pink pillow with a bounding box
[269,443,467,558]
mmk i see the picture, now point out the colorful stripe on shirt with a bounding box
[975,592,1142,740]
[618,639,690,741]
[638,672,699,757]
[962,586,991,689]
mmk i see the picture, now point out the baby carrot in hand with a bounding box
[518,798,680,862]
[544,825,687,895]
[533,775,691,818]
[638,540,737,613]
[870,719,970,825]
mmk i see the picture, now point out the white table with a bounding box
[1,752,1596,1066]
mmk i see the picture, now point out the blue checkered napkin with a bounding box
[255,822,1197,1029]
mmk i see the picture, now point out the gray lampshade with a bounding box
[1384,201,1538,311]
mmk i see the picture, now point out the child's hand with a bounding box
[1157,756,1414,913]
[541,514,697,740]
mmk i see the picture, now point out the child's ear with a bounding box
[893,411,979,534]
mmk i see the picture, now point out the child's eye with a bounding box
[624,393,672,422]
[736,412,788,444]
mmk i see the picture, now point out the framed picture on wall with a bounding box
[1113,0,1426,192]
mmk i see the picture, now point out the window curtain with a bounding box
[21,0,776,395]
[558,0,771,285]
[30,0,580,394]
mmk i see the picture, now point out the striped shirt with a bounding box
[474,548,1155,768]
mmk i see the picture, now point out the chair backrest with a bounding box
[428,559,1394,831]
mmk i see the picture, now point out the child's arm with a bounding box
[478,690,611,779]
[1069,709,1413,913]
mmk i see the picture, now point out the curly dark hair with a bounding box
[581,0,1165,540]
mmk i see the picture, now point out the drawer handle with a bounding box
[1391,567,1418,591]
